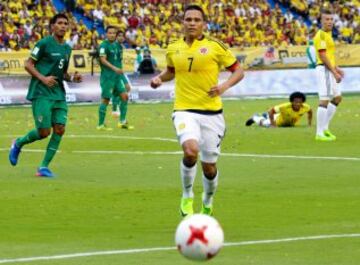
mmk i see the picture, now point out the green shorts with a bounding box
[32,98,68,129]
[100,75,126,99]
[119,74,129,85]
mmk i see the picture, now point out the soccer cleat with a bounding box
[96,124,113,131]
[112,111,120,118]
[36,167,55,177]
[9,139,22,166]
[180,198,194,217]
[315,134,334,142]
[200,203,213,216]
[117,122,134,130]
[324,129,336,140]
[245,118,255,126]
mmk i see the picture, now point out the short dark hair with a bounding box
[106,25,117,32]
[321,8,333,15]
[50,13,68,25]
[289,91,306,102]
[184,5,206,21]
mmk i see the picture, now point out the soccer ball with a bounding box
[175,214,224,261]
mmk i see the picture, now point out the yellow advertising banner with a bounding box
[231,44,360,69]
[1,45,359,75]
[0,49,138,75]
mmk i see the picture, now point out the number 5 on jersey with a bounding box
[59,59,65,69]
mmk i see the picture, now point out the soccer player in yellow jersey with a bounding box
[245,92,312,128]
[313,9,344,141]
[150,5,244,217]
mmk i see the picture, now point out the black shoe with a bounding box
[245,118,255,126]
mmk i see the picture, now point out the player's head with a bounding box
[106,26,118,42]
[320,9,334,32]
[289,91,306,111]
[183,5,206,39]
[50,13,69,38]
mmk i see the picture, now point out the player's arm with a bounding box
[268,107,277,127]
[150,66,175,89]
[208,62,244,97]
[307,109,313,127]
[24,57,58,88]
[99,55,123,75]
[318,50,342,83]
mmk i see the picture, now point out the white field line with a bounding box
[1,148,360,161]
[0,233,359,264]
[0,134,178,143]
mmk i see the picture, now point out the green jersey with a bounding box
[99,40,123,79]
[27,36,72,101]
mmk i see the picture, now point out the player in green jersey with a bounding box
[97,26,133,130]
[9,13,82,177]
[111,31,132,119]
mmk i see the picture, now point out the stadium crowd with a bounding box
[0,0,359,51]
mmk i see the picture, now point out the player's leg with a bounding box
[37,101,67,177]
[173,111,201,217]
[98,79,113,130]
[199,113,226,216]
[324,76,342,139]
[9,98,51,166]
[315,66,333,141]
[316,100,331,140]
[111,93,120,117]
[246,113,270,127]
[116,79,134,129]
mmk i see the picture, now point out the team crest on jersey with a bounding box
[178,123,186,131]
[37,115,43,123]
[199,47,208,54]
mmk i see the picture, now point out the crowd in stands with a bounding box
[0,0,359,52]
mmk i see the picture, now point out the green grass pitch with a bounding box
[1,96,360,265]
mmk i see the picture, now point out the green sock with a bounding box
[98,103,108,126]
[16,129,41,148]
[112,96,119,112]
[120,99,128,123]
[41,133,62,168]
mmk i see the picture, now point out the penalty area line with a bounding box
[0,233,359,264]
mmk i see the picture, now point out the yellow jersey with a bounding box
[313,29,336,67]
[166,37,237,111]
[274,102,311,127]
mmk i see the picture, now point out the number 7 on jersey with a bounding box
[187,57,194,72]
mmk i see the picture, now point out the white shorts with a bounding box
[316,65,341,100]
[172,111,226,163]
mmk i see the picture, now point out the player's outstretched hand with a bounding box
[150,76,162,89]
[72,71,82,83]
[41,76,58,88]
